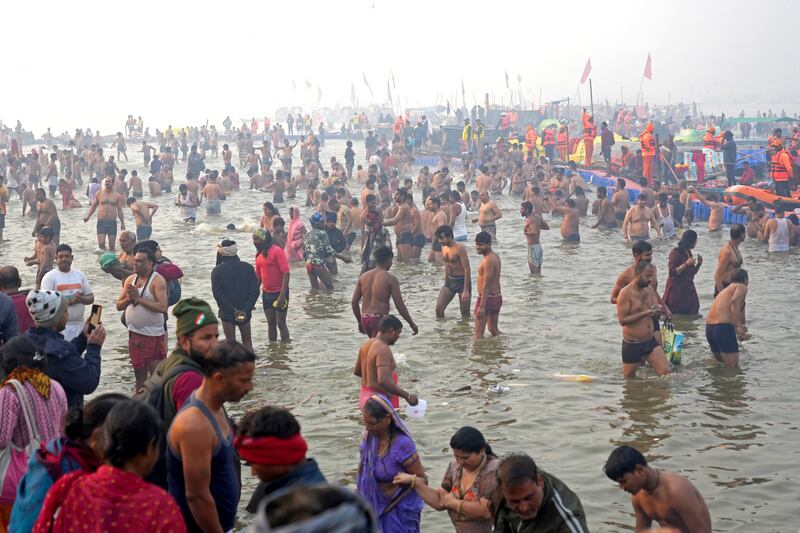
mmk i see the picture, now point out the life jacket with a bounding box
[543,129,555,146]
[557,132,568,148]
[771,149,792,182]
[582,113,596,141]
[640,132,655,156]
[702,132,718,150]
[461,125,472,142]
[525,128,537,148]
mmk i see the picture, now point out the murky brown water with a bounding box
[3,140,798,532]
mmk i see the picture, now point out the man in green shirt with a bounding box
[494,453,589,532]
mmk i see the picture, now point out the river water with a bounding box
[3,140,798,532]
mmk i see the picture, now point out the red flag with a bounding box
[580,58,592,84]
[643,53,653,80]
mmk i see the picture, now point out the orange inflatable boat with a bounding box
[723,185,800,210]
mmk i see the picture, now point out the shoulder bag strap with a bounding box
[9,379,40,446]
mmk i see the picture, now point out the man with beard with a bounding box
[615,261,671,378]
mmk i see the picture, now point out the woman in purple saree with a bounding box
[357,395,426,532]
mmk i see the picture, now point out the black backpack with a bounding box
[134,361,199,488]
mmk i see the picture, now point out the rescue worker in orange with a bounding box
[582,109,597,169]
[640,123,656,184]
[557,125,568,161]
[542,125,556,162]
[702,127,719,151]
[524,124,538,158]
[770,142,794,198]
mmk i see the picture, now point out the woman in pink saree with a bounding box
[285,206,307,262]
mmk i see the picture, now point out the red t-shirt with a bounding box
[172,371,204,411]
[255,245,289,293]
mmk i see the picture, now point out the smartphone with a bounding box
[88,304,103,333]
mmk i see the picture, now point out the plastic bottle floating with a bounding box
[553,374,595,383]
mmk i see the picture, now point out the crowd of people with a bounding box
[0,110,795,532]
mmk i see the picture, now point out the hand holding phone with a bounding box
[88,304,103,334]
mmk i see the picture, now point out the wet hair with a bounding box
[631,240,652,256]
[201,340,256,375]
[731,268,748,284]
[239,406,300,440]
[63,393,128,442]
[677,229,697,251]
[450,427,495,457]
[566,198,576,208]
[603,445,647,481]
[449,190,461,202]
[126,197,137,206]
[374,246,393,266]
[101,400,162,468]
[2,336,47,376]
[38,227,54,240]
[521,201,533,215]
[635,260,653,274]
[272,217,285,228]
[475,231,492,244]
[363,398,391,421]
[377,314,403,333]
[497,453,539,487]
[56,244,72,255]
[429,196,441,208]
[617,178,626,189]
[658,193,668,204]
[730,223,746,240]
[575,186,585,196]
[638,193,648,202]
[597,186,607,197]
[435,225,454,239]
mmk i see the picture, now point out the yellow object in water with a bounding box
[553,373,594,382]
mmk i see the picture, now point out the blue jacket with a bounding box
[0,292,19,343]
[24,327,101,408]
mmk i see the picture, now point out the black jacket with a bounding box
[211,256,260,322]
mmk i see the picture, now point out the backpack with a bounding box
[166,279,182,306]
[134,360,198,488]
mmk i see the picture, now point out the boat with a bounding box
[723,185,800,210]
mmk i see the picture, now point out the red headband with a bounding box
[234,433,308,466]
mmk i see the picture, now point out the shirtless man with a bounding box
[221,143,233,170]
[615,261,671,378]
[521,201,549,274]
[353,315,418,409]
[474,231,502,339]
[140,141,156,170]
[731,199,766,239]
[24,227,56,289]
[351,247,418,338]
[714,224,745,296]
[275,139,299,172]
[592,186,618,229]
[612,178,630,227]
[382,189,413,262]
[21,184,38,217]
[202,171,226,215]
[472,190,502,241]
[84,177,125,250]
[128,170,143,198]
[693,189,724,231]
[706,268,748,368]
[126,197,158,241]
[623,194,662,242]
[550,198,581,243]
[425,196,448,264]
[605,445,711,533]
[475,165,492,194]
[435,225,471,318]
[33,188,61,245]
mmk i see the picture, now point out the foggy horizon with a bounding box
[4,0,796,134]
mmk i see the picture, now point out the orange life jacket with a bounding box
[640,132,655,156]
[543,129,555,146]
[557,132,568,148]
[582,113,596,141]
[771,149,792,182]
[702,132,717,150]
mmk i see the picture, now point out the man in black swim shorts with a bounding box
[435,225,472,319]
[615,260,671,378]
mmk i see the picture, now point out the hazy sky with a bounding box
[3,0,794,133]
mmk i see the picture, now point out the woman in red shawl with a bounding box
[33,400,186,533]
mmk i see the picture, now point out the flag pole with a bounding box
[589,78,594,116]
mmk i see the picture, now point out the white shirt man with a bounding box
[41,244,94,340]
